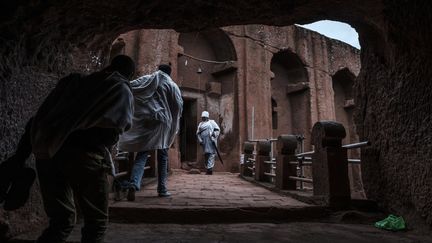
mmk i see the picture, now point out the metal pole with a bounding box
[342,141,370,149]
[296,151,315,157]
[270,140,274,183]
[348,159,361,163]
[251,106,255,140]
[300,135,304,190]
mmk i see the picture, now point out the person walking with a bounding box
[196,111,220,175]
[27,55,135,243]
[119,64,183,200]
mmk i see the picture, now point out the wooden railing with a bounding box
[113,151,155,180]
[240,121,370,207]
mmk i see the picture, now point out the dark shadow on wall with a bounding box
[332,68,365,199]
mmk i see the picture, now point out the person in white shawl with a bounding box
[196,111,220,175]
[119,64,183,199]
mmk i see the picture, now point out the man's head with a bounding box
[201,111,209,121]
[158,64,172,76]
[108,55,135,79]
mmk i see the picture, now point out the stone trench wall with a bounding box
[0,36,114,239]
[0,0,432,239]
[0,45,53,239]
[354,1,432,226]
[115,25,361,174]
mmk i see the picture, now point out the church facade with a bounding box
[112,25,360,178]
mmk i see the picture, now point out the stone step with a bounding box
[109,204,329,223]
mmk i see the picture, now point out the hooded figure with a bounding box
[119,66,183,199]
[196,111,220,175]
[119,70,182,151]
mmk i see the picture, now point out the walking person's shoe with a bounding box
[113,180,131,201]
[205,169,213,175]
[127,186,136,201]
[158,191,171,197]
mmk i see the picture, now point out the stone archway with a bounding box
[332,68,356,144]
[270,50,310,140]
[177,28,238,172]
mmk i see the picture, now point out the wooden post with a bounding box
[255,141,271,182]
[275,135,298,190]
[241,142,255,177]
[311,121,350,208]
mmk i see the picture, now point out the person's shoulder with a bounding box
[59,72,83,81]
[108,71,129,81]
[210,120,219,126]
[67,72,84,78]
[165,78,180,92]
[157,71,176,84]
[103,71,132,88]
[56,72,84,86]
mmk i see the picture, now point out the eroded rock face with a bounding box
[0,0,431,239]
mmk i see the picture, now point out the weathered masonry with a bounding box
[1,0,432,238]
[113,25,360,177]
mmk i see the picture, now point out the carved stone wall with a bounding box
[115,25,360,175]
[1,0,431,239]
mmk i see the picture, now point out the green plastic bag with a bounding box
[374,214,406,231]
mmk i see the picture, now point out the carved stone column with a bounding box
[312,121,350,207]
[255,141,271,182]
[275,135,298,190]
[241,142,255,177]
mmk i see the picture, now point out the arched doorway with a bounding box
[270,50,310,140]
[177,28,238,171]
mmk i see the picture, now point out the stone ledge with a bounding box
[109,205,329,224]
[286,82,309,94]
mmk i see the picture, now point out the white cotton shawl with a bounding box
[196,119,220,154]
[118,71,183,152]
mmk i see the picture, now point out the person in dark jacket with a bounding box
[0,55,136,243]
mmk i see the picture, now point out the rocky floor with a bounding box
[9,170,432,242]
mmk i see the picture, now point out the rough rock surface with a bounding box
[1,0,432,239]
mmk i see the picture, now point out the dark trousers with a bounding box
[35,151,109,243]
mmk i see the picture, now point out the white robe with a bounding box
[196,120,220,154]
[119,71,183,152]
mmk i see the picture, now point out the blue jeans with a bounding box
[129,148,168,193]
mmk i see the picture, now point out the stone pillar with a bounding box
[311,121,350,208]
[255,141,271,182]
[241,142,255,177]
[275,135,298,190]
